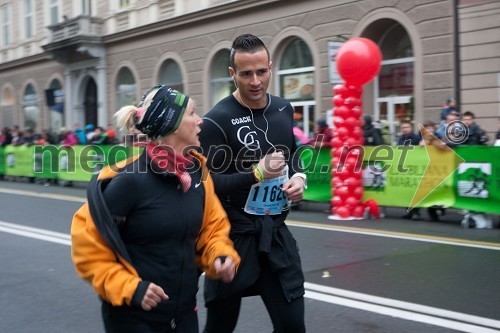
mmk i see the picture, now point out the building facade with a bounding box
[0,0,499,143]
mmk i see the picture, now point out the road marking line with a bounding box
[305,290,499,333]
[0,221,70,246]
[287,220,500,251]
[2,219,499,332]
[1,186,498,250]
[0,188,86,203]
[305,282,500,330]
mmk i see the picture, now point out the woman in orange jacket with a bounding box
[71,85,240,333]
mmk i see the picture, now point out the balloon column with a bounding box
[330,38,382,219]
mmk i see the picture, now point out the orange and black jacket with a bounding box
[71,150,240,315]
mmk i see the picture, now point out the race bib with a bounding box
[244,165,289,215]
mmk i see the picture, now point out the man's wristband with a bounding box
[253,164,264,182]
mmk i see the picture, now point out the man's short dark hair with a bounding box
[230,34,270,71]
[462,111,475,118]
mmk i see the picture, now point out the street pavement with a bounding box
[0,179,499,332]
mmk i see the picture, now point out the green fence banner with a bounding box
[4,145,35,177]
[452,146,500,213]
[301,145,500,214]
[55,145,133,182]
[302,147,331,202]
[362,146,456,208]
[0,146,5,176]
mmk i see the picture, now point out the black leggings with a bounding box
[101,302,199,333]
[203,256,305,333]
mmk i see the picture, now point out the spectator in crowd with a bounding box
[435,112,459,146]
[88,126,109,145]
[461,111,489,145]
[397,121,421,220]
[397,121,420,146]
[440,97,459,123]
[419,120,445,149]
[23,128,35,146]
[419,120,447,221]
[293,121,309,147]
[310,118,333,148]
[362,115,384,146]
[72,123,86,144]
[60,127,79,147]
[33,132,49,145]
[0,127,12,146]
[106,123,118,144]
[85,124,95,142]
[11,126,25,146]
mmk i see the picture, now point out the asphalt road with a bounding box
[0,179,499,333]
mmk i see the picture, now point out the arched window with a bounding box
[374,21,415,145]
[210,49,233,107]
[116,67,136,109]
[159,59,183,92]
[1,86,14,106]
[278,38,315,138]
[23,83,39,130]
[1,86,15,127]
[48,79,64,132]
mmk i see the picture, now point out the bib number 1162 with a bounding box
[250,184,286,203]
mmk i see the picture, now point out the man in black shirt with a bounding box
[397,121,420,146]
[199,34,307,333]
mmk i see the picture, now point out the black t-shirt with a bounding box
[199,93,302,209]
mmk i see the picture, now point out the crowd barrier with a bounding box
[302,146,500,214]
[0,145,139,183]
[1,144,498,214]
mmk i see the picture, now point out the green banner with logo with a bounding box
[302,146,500,214]
[453,146,500,213]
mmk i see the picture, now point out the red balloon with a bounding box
[353,186,364,199]
[344,117,358,128]
[331,195,343,207]
[336,38,382,87]
[333,116,345,128]
[332,95,345,107]
[333,147,343,158]
[344,177,360,191]
[352,205,366,218]
[345,196,360,208]
[336,185,350,199]
[333,84,347,96]
[351,106,362,118]
[336,206,351,218]
[352,126,363,138]
[344,97,362,107]
[345,156,360,169]
[346,85,363,98]
[330,137,343,148]
[334,106,349,118]
[336,126,349,140]
[331,176,343,188]
[337,168,354,180]
[346,137,362,147]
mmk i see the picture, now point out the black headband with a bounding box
[136,85,189,140]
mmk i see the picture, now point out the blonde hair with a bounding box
[114,87,161,133]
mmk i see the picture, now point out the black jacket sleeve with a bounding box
[199,117,256,197]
